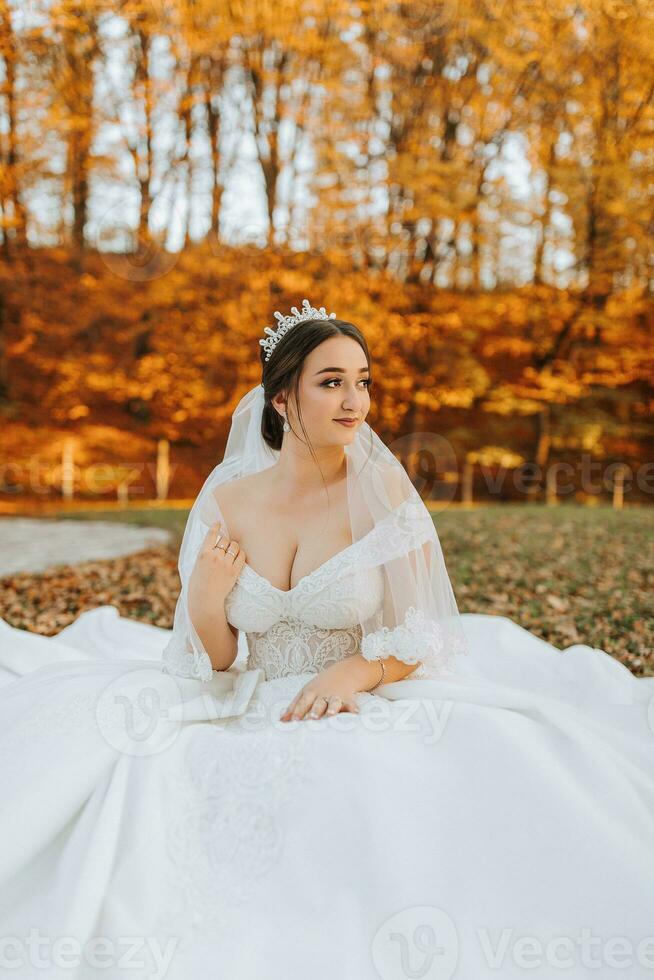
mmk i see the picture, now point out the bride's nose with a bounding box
[341,386,362,412]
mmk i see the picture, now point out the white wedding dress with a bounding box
[1,541,654,980]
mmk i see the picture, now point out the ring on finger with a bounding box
[310,695,340,719]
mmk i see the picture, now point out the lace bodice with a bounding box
[162,496,469,683]
[224,550,385,680]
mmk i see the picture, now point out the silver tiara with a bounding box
[259,298,337,362]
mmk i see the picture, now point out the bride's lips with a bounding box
[333,419,358,427]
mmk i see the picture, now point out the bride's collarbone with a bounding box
[214,481,353,591]
[244,520,353,592]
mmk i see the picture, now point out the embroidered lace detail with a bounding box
[361,607,471,680]
[161,631,213,684]
[361,607,440,663]
[0,692,106,764]
[224,548,384,680]
[157,685,313,936]
[162,495,457,683]
[247,619,363,680]
[0,668,188,763]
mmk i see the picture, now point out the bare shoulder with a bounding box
[211,472,268,535]
[380,462,411,510]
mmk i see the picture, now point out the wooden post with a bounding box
[546,465,558,506]
[61,438,75,500]
[462,459,473,506]
[156,438,170,501]
[612,464,626,510]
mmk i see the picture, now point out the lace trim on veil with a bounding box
[162,496,436,682]
[163,497,465,681]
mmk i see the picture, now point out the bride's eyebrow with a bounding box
[314,367,370,376]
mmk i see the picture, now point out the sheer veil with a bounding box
[162,373,471,684]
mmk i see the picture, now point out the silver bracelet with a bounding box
[367,659,386,693]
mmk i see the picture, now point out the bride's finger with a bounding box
[291,691,315,721]
[323,696,342,717]
[210,521,225,548]
[308,696,329,720]
[281,691,305,720]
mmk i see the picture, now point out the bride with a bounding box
[1,299,653,980]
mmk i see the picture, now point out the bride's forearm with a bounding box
[188,602,238,672]
[334,653,420,692]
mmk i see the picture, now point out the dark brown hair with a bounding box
[260,317,371,461]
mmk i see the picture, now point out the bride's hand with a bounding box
[280,674,360,722]
[189,520,246,602]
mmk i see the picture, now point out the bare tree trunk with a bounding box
[534,405,551,475]
[0,288,9,400]
[133,24,154,242]
[534,135,555,286]
[0,0,28,256]
[204,55,226,242]
[243,47,288,248]
[60,1,97,258]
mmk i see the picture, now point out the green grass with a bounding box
[37,507,190,550]
[432,503,653,675]
[3,502,652,676]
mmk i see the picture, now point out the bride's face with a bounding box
[280,335,371,446]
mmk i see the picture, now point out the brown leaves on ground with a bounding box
[0,547,179,637]
[0,504,652,677]
[436,504,653,677]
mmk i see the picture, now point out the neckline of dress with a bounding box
[241,537,360,596]
[230,495,414,597]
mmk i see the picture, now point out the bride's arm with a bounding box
[341,652,420,689]
[187,516,244,673]
[187,593,239,673]
[280,653,418,721]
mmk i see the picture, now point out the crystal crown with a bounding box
[260,298,337,362]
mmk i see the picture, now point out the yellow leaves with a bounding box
[467,445,525,467]
[579,423,603,451]
[483,385,544,415]
[482,337,534,358]
[135,354,167,374]
[7,333,35,356]
[85,372,115,392]
[68,405,90,420]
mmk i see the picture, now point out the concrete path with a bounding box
[0,518,173,575]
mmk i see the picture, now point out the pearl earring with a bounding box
[283,419,290,432]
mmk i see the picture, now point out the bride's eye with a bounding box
[322,378,373,388]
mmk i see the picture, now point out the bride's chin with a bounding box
[328,428,357,444]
